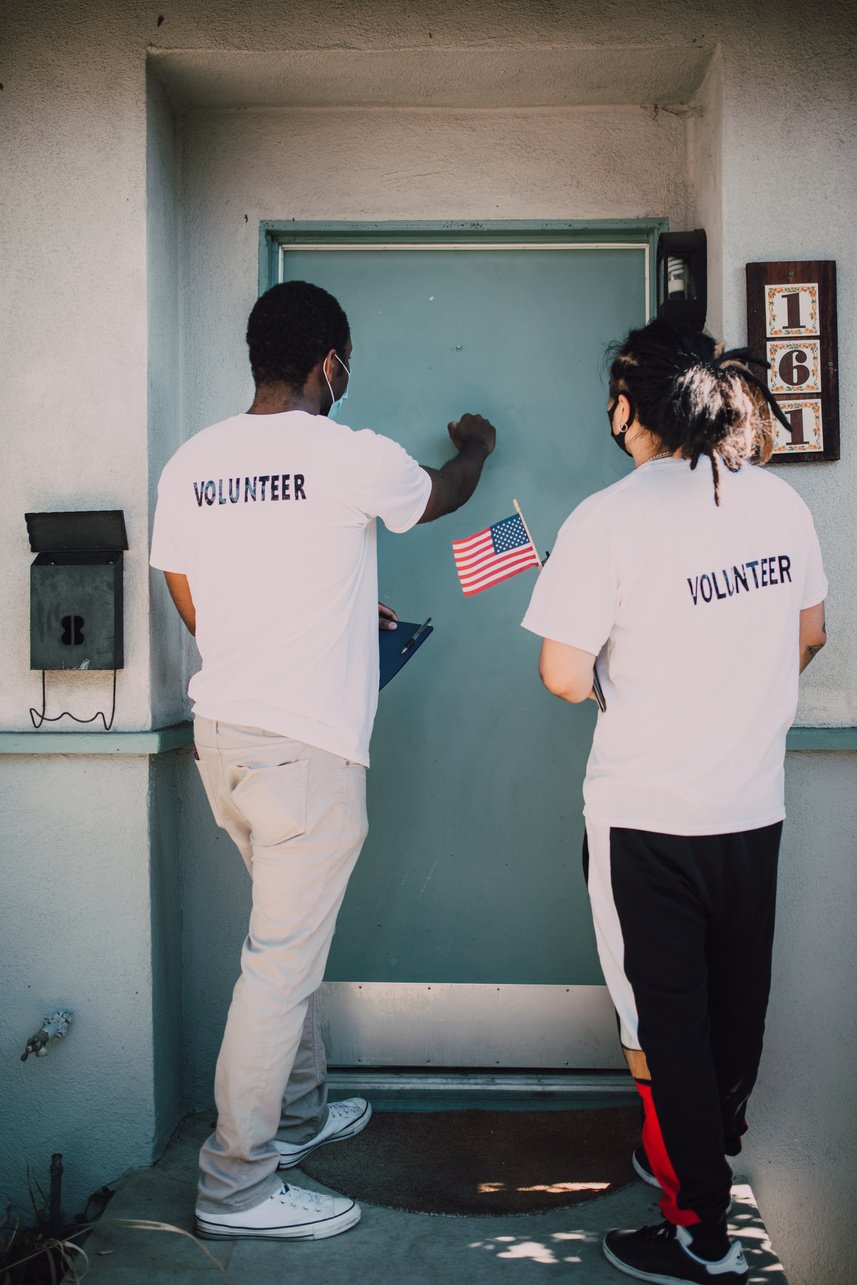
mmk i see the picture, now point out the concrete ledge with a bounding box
[0,721,194,755]
[785,726,857,751]
[0,723,853,756]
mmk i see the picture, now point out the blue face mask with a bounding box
[324,353,351,419]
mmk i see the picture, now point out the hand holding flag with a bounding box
[450,498,606,709]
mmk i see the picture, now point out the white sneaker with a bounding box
[195,1183,360,1241]
[275,1097,372,1169]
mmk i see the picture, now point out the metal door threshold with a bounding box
[326,1069,637,1113]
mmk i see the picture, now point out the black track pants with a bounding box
[583,820,781,1232]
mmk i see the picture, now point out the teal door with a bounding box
[273,229,652,1067]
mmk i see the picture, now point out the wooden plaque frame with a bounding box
[746,260,839,463]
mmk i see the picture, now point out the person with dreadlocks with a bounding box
[522,318,828,1285]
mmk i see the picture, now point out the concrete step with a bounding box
[82,1113,786,1284]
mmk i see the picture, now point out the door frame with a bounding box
[258,221,664,1070]
[259,218,667,322]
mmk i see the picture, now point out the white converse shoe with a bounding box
[195,1183,360,1241]
[275,1097,372,1169]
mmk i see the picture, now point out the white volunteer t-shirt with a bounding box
[151,410,432,766]
[522,458,827,835]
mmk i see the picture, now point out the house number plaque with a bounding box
[746,260,839,462]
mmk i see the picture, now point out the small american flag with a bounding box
[452,513,540,597]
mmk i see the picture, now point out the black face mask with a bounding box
[607,397,634,456]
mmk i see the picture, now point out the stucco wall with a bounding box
[750,752,857,1284]
[177,102,690,442]
[1,6,152,734]
[717,20,857,731]
[687,49,723,336]
[0,759,160,1215]
[148,753,185,1156]
[147,67,187,728]
[708,25,857,1279]
[0,21,188,1218]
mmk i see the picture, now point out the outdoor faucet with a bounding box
[21,1010,74,1061]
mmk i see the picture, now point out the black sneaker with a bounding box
[603,1221,748,1283]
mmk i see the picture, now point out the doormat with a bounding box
[301,1107,641,1216]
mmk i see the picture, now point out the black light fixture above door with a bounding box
[657,229,707,330]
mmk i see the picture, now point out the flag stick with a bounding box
[513,498,543,568]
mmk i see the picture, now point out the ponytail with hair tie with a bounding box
[607,321,790,506]
[715,349,794,429]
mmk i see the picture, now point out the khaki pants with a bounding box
[192,717,368,1213]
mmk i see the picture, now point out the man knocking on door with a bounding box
[151,280,496,1242]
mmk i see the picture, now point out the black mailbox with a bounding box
[26,510,128,671]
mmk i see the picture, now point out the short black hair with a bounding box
[246,280,350,389]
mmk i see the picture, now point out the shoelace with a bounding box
[276,1185,328,1212]
[631,1222,742,1270]
[637,1222,677,1242]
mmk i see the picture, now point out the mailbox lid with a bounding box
[31,551,122,568]
[25,510,128,554]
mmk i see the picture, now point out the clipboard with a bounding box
[379,618,434,690]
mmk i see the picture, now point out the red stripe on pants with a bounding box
[637,1081,700,1226]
